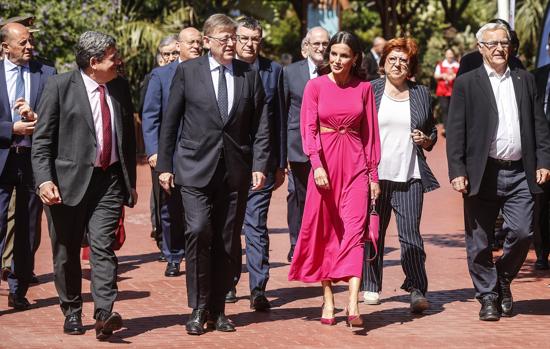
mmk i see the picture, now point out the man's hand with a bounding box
[370,181,381,200]
[313,167,329,190]
[39,182,62,205]
[12,120,36,135]
[251,171,266,191]
[536,168,550,185]
[273,168,285,190]
[451,176,469,193]
[159,172,175,193]
[131,188,139,205]
[14,98,37,121]
[148,154,157,168]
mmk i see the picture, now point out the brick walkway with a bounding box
[1,132,549,348]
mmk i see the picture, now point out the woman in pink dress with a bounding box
[288,31,381,327]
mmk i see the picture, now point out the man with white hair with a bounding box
[446,22,550,321]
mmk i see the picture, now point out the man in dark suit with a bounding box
[283,26,329,262]
[142,27,203,277]
[0,22,55,310]
[446,22,550,321]
[363,36,386,81]
[227,16,284,309]
[32,31,137,339]
[532,32,550,270]
[157,14,269,335]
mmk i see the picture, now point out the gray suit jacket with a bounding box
[283,59,310,163]
[32,70,137,207]
[371,78,439,192]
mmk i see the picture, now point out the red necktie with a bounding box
[98,85,112,170]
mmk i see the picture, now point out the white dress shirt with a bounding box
[208,54,234,114]
[377,93,420,182]
[4,58,31,147]
[484,64,522,161]
[307,57,318,80]
[80,70,118,167]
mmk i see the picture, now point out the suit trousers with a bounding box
[236,169,276,292]
[151,169,185,263]
[287,161,310,247]
[534,187,550,263]
[0,150,36,298]
[362,179,428,294]
[180,159,248,314]
[464,159,534,299]
[46,163,124,317]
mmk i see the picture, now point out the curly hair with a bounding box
[379,37,419,79]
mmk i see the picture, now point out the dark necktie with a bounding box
[13,66,25,144]
[217,65,228,122]
[98,85,112,170]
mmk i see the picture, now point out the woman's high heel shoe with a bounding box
[345,306,363,328]
[321,303,336,325]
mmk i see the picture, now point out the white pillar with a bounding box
[497,0,510,23]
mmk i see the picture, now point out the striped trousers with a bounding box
[362,179,428,294]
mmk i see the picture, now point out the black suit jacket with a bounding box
[457,51,525,76]
[363,50,380,81]
[156,55,270,190]
[446,65,550,196]
[371,78,440,192]
[533,63,550,121]
[32,70,137,207]
[282,59,310,163]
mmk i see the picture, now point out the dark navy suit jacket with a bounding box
[141,60,179,158]
[0,59,56,174]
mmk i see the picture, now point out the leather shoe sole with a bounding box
[186,324,205,335]
[96,312,123,340]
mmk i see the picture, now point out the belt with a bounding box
[488,157,522,168]
[319,125,359,134]
[9,146,31,154]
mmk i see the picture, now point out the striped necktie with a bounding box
[217,65,228,122]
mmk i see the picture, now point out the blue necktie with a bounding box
[13,66,25,121]
[217,65,228,122]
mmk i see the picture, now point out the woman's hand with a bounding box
[313,167,330,190]
[411,129,432,148]
[370,181,381,200]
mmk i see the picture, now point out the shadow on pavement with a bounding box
[423,233,466,248]
[267,285,347,308]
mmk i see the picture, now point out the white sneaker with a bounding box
[363,291,381,305]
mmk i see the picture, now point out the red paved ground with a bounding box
[1,131,549,348]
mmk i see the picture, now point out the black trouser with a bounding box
[534,187,550,263]
[180,159,248,315]
[46,163,124,318]
[438,96,450,127]
[362,179,428,294]
[287,161,310,247]
[464,159,533,299]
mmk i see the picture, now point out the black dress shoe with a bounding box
[287,245,295,263]
[498,278,513,317]
[225,287,237,303]
[534,259,550,270]
[64,313,85,335]
[95,311,123,340]
[410,289,429,314]
[211,312,236,332]
[479,296,500,321]
[164,262,180,277]
[186,309,207,335]
[250,290,271,311]
[8,293,30,310]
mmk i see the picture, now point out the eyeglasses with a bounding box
[237,35,262,45]
[208,35,237,45]
[161,50,179,58]
[308,41,329,49]
[479,40,510,49]
[387,56,409,66]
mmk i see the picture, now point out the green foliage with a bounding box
[261,6,301,61]
[340,2,381,48]
[515,0,546,69]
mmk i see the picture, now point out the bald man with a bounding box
[282,26,329,262]
[363,36,386,81]
[0,23,55,309]
[142,27,203,277]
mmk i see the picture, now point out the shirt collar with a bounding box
[483,63,510,79]
[4,58,29,72]
[80,69,101,94]
[307,57,317,75]
[208,52,233,73]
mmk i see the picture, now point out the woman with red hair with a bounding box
[361,38,440,313]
